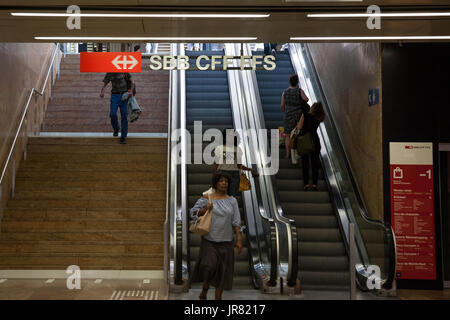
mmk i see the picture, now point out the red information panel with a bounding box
[80,52,142,73]
[390,142,436,280]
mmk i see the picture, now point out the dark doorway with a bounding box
[440,149,450,287]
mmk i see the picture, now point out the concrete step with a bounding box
[0,241,164,255]
[3,208,165,221]
[12,189,165,201]
[14,179,165,191]
[0,230,163,242]
[0,253,164,269]
[7,199,165,210]
[1,220,164,232]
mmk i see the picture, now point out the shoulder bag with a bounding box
[189,194,212,235]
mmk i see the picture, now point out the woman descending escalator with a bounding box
[213,129,259,197]
[295,102,326,191]
[189,173,243,300]
[280,74,310,159]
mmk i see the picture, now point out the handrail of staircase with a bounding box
[246,44,299,289]
[225,43,279,289]
[293,43,397,291]
[0,43,61,187]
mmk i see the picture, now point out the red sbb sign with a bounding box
[80,52,142,73]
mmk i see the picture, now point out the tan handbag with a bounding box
[189,194,212,235]
[238,170,251,192]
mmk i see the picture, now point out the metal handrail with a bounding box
[225,43,279,288]
[168,43,186,286]
[246,44,299,288]
[296,43,396,290]
[0,43,60,186]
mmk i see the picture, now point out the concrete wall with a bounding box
[307,43,384,220]
[0,43,57,219]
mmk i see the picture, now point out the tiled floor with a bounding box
[1,277,449,300]
[0,278,167,300]
[170,288,395,300]
[397,289,450,300]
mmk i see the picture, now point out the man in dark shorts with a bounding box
[100,73,133,144]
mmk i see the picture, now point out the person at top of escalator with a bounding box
[296,102,326,191]
[281,74,310,159]
[212,129,259,196]
[189,172,243,300]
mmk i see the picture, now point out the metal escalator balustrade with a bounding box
[252,46,351,290]
[224,43,279,291]
[289,43,396,293]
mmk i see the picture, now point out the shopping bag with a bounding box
[238,171,251,192]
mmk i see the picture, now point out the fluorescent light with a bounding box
[308,12,450,18]
[290,36,450,40]
[35,36,258,41]
[12,12,270,18]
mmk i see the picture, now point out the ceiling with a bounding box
[1,0,450,42]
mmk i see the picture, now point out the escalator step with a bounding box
[297,228,343,242]
[299,256,349,271]
[187,85,229,93]
[290,215,338,228]
[279,191,330,203]
[298,271,350,287]
[299,241,346,256]
[281,202,334,216]
[276,179,327,191]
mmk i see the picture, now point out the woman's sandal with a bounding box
[303,185,310,191]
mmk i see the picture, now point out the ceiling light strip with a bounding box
[12,13,269,18]
[290,36,450,40]
[35,36,258,41]
[308,12,450,18]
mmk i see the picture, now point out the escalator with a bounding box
[185,49,255,289]
[168,44,279,296]
[253,49,350,290]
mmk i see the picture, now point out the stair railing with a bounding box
[0,43,61,223]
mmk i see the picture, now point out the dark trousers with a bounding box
[301,150,320,185]
[110,93,128,138]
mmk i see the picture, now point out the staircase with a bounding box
[155,43,171,55]
[253,50,349,290]
[185,50,254,289]
[42,54,169,133]
[0,137,166,270]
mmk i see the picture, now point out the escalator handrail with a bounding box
[246,45,299,287]
[225,43,278,287]
[168,43,188,285]
[298,43,397,289]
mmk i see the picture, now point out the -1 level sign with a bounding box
[389,142,436,280]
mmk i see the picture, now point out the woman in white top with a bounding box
[213,129,258,196]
